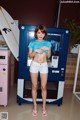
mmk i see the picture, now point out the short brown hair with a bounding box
[34,25,47,39]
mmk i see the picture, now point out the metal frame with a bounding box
[57,0,80,27]
[73,47,80,100]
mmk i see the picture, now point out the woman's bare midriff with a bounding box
[33,53,47,63]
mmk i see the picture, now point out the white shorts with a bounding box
[30,61,48,73]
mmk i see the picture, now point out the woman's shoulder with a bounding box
[28,40,36,47]
[44,40,52,47]
[29,40,36,44]
[44,40,51,44]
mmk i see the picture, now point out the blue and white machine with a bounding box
[17,25,70,106]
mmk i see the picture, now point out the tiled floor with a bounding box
[0,85,80,120]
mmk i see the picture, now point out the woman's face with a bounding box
[36,29,45,40]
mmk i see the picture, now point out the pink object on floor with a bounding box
[0,49,10,106]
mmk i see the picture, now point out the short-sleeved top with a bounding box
[28,39,51,53]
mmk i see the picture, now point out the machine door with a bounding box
[18,25,69,81]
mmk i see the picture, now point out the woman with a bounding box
[28,25,51,116]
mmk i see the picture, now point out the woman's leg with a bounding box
[40,73,48,112]
[30,72,38,112]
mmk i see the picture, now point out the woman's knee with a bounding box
[32,84,37,90]
[41,85,46,91]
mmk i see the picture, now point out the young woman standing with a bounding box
[28,25,51,116]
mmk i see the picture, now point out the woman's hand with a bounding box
[35,49,43,54]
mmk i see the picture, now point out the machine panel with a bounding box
[17,25,70,105]
[18,25,70,81]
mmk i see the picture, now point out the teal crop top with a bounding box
[28,40,51,53]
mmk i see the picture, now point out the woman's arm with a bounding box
[46,48,51,58]
[28,48,35,58]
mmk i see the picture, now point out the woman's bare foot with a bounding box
[42,108,48,116]
[32,109,37,116]
[32,104,37,116]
